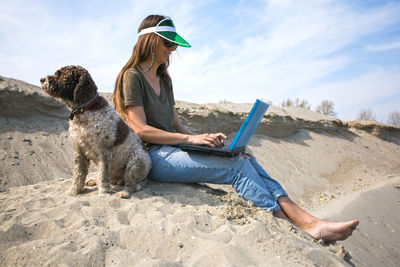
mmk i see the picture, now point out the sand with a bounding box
[314,179,400,267]
[1,75,400,266]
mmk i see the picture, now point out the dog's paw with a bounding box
[85,179,97,187]
[113,191,130,199]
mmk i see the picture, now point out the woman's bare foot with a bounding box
[305,219,359,244]
[276,196,359,243]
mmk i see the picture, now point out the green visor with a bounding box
[138,17,191,48]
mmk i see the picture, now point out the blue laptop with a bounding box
[179,99,269,157]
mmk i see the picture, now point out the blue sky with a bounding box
[1,0,399,122]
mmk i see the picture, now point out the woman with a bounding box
[113,15,359,243]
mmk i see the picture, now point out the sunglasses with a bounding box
[163,39,178,50]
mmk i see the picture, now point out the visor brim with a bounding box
[156,31,191,48]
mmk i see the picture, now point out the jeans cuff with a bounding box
[265,189,288,213]
[272,189,288,200]
[267,202,282,213]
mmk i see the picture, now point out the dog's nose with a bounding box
[40,77,45,84]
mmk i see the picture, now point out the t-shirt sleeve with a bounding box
[123,70,144,107]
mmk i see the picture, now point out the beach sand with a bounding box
[1,75,399,266]
[314,179,400,267]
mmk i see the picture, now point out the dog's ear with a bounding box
[73,71,98,104]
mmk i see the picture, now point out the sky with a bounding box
[1,0,399,122]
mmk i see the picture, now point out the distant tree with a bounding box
[281,99,293,107]
[356,108,376,121]
[219,99,233,104]
[315,100,337,117]
[281,98,311,109]
[294,98,311,109]
[387,111,400,127]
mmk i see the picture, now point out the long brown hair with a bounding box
[112,15,172,119]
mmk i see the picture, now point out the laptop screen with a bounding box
[229,99,269,150]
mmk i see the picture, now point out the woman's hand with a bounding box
[187,133,228,147]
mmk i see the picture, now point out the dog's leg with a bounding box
[71,146,90,195]
[115,152,151,198]
[97,152,112,195]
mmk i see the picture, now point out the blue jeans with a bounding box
[148,145,287,213]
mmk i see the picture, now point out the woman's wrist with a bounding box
[183,134,192,144]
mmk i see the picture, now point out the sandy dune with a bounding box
[1,75,399,266]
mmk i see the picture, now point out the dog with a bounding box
[40,65,151,198]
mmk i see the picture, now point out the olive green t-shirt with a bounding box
[123,67,176,134]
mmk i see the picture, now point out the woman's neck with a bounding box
[139,59,159,78]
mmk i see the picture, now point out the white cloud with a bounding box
[1,0,399,122]
[169,0,400,122]
[0,0,206,88]
[366,39,400,52]
[300,67,400,120]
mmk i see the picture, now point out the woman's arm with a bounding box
[126,105,189,145]
[125,105,227,147]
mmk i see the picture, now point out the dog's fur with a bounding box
[40,65,151,198]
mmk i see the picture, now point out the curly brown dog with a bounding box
[40,65,151,198]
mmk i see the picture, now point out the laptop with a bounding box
[179,99,269,157]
